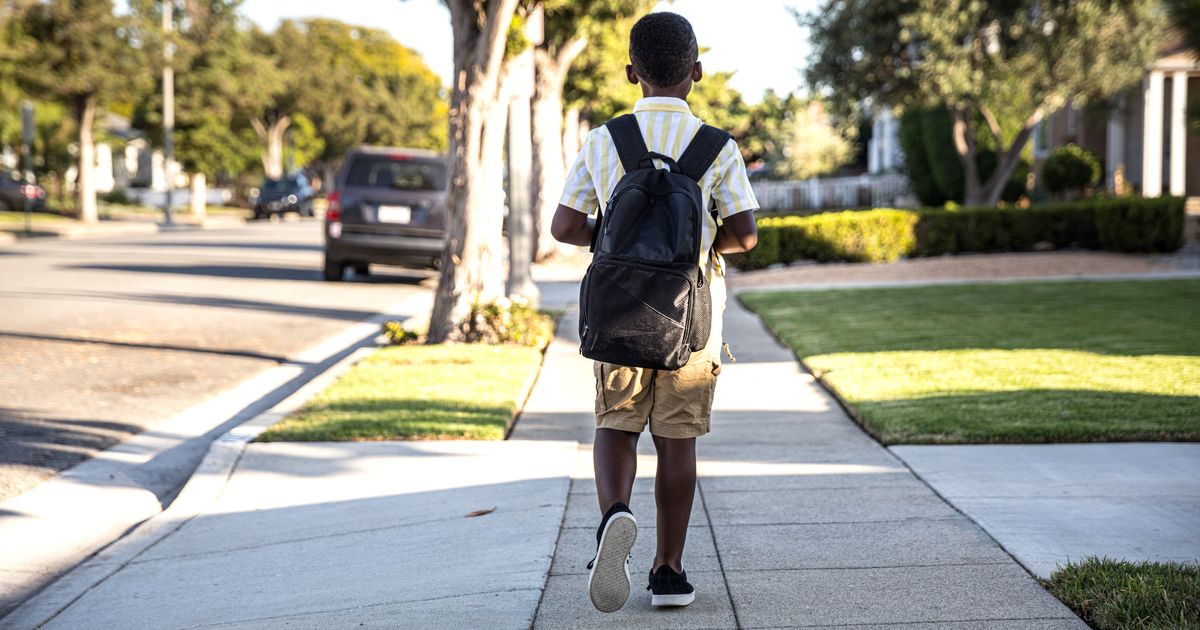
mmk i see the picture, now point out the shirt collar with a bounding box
[632,97,692,115]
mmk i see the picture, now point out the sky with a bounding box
[239,0,817,103]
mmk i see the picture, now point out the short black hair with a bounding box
[628,12,698,88]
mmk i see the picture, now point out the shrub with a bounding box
[458,297,555,349]
[1042,144,1102,195]
[730,196,1183,269]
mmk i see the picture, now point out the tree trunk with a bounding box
[562,105,582,167]
[251,115,291,179]
[427,0,520,344]
[979,109,1043,206]
[506,54,539,302]
[950,107,983,206]
[531,39,586,261]
[76,95,98,224]
[190,172,207,219]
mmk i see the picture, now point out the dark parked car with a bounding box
[323,147,447,281]
[253,173,314,219]
[0,173,46,212]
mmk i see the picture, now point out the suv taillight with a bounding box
[20,184,41,199]
[326,191,341,222]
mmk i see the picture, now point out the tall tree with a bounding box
[805,0,1162,206]
[8,0,145,222]
[128,0,260,182]
[529,0,653,261]
[425,0,520,343]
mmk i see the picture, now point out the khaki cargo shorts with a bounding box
[592,273,726,439]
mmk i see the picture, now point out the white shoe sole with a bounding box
[651,591,695,607]
[587,512,637,613]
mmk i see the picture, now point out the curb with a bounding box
[728,269,1200,294]
[0,292,431,628]
[0,215,249,243]
[2,343,379,630]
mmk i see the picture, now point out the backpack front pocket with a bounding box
[580,259,696,370]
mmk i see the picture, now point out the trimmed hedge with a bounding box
[727,196,1185,269]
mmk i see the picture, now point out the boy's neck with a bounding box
[640,85,691,102]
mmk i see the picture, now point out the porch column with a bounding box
[1169,71,1189,196]
[1106,97,1126,191]
[1142,70,1165,197]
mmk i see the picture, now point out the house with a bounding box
[1037,35,1199,197]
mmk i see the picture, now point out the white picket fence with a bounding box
[751,173,911,213]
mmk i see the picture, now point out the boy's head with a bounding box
[626,12,702,96]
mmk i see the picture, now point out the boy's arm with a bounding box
[710,139,760,254]
[714,210,757,254]
[550,204,595,246]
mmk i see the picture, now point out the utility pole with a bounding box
[21,101,34,236]
[161,0,175,225]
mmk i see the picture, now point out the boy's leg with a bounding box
[593,427,640,512]
[651,434,696,573]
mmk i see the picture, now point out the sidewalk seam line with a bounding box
[698,478,742,629]
[528,466,577,629]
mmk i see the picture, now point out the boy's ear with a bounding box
[625,64,639,85]
[692,60,703,83]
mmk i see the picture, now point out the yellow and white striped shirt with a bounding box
[559,97,759,273]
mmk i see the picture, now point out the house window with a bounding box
[1066,105,1077,137]
[1034,118,1052,158]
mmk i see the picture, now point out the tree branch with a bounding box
[477,0,520,89]
[978,103,1003,151]
[555,35,588,72]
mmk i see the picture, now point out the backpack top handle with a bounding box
[639,152,682,174]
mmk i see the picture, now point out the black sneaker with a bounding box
[587,502,637,612]
[647,565,695,607]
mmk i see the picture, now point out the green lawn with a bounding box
[257,344,544,442]
[740,279,1200,443]
[1045,558,1200,629]
[0,210,70,223]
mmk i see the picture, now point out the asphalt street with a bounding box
[0,220,433,502]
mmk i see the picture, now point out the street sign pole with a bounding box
[21,101,34,236]
[161,0,175,225]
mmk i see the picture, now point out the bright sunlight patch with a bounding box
[258,344,543,442]
[741,279,1200,444]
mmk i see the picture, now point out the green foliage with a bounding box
[768,100,856,180]
[898,106,1032,205]
[804,0,1163,204]
[564,8,645,124]
[1046,558,1200,630]
[458,298,555,349]
[1042,144,1102,195]
[382,321,421,346]
[729,197,1184,268]
[7,0,148,111]
[1163,0,1200,63]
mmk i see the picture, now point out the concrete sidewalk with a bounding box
[519,303,1085,629]
[7,440,577,629]
[892,443,1200,578]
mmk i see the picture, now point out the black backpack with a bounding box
[578,114,731,371]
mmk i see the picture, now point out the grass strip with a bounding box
[1045,558,1200,629]
[258,343,544,442]
[740,279,1200,443]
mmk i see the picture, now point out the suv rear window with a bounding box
[345,156,446,191]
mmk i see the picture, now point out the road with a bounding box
[0,220,433,502]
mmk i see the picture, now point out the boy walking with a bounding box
[550,11,759,613]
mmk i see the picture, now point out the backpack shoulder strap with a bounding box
[605,114,648,175]
[677,125,732,182]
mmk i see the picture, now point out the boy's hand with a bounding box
[715,210,758,254]
[550,204,595,246]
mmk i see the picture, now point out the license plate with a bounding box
[377,205,412,224]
